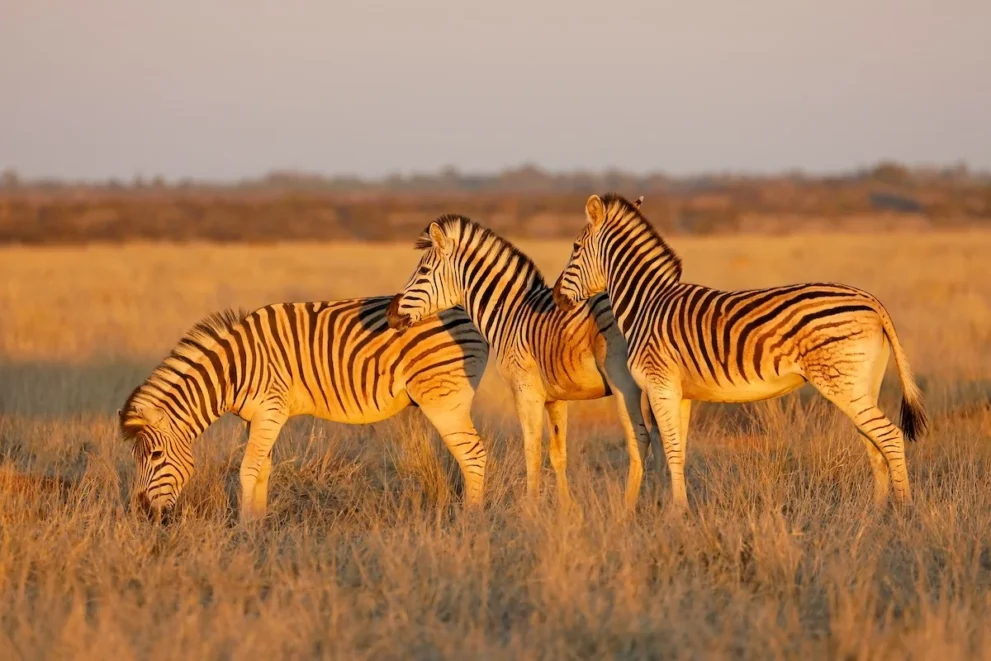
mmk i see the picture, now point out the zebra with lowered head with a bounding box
[120,299,489,522]
[553,193,926,509]
[386,202,662,513]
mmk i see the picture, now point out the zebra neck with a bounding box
[458,252,545,349]
[172,405,216,444]
[138,351,236,443]
[603,229,681,337]
[162,385,228,443]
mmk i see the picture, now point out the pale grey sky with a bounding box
[2,0,989,180]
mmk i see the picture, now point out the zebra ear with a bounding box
[429,222,451,256]
[633,196,644,210]
[586,195,605,227]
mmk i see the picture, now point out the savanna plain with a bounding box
[1,230,990,659]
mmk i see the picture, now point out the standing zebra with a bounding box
[119,299,489,522]
[553,194,926,508]
[386,207,661,512]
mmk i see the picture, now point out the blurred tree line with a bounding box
[1,163,988,244]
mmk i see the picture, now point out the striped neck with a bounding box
[600,216,682,335]
[453,231,547,351]
[122,318,241,443]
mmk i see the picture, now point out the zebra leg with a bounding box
[680,399,692,446]
[512,384,546,508]
[808,362,911,505]
[645,386,688,510]
[860,432,891,504]
[609,381,651,513]
[240,405,289,523]
[544,400,577,512]
[642,392,665,490]
[859,342,892,503]
[418,398,488,508]
[838,399,910,505]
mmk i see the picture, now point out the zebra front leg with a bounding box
[680,399,692,447]
[645,387,688,510]
[610,382,652,513]
[544,400,577,512]
[419,399,488,509]
[240,405,289,523]
[512,384,546,508]
[642,391,665,490]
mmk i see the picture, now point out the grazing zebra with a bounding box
[552,193,927,508]
[119,299,489,522]
[386,205,661,512]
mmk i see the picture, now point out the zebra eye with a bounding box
[573,243,580,253]
[418,266,430,275]
[150,450,164,461]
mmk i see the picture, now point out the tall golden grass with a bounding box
[1,230,990,658]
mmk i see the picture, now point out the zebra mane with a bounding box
[600,192,683,283]
[414,214,547,287]
[119,308,249,442]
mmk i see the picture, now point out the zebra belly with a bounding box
[541,361,611,401]
[544,380,610,401]
[302,389,414,425]
[682,372,806,403]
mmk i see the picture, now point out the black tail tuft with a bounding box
[900,396,929,442]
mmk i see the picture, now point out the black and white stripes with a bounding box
[554,193,926,508]
[122,193,928,519]
[387,213,660,511]
[120,299,488,521]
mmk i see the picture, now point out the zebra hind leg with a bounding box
[859,338,892,504]
[418,397,488,509]
[832,395,910,505]
[807,339,911,506]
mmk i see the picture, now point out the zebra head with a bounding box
[553,194,613,312]
[387,220,462,332]
[121,405,193,519]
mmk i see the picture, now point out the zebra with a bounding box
[119,299,489,522]
[385,204,662,512]
[552,193,927,509]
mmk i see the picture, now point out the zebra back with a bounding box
[120,297,488,441]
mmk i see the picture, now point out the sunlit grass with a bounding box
[1,231,989,658]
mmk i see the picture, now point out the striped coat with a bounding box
[553,194,926,508]
[120,298,488,521]
[387,212,660,512]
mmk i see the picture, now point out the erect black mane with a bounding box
[599,192,683,282]
[414,214,547,287]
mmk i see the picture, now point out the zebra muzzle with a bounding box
[386,294,412,332]
[552,280,576,312]
[133,490,154,517]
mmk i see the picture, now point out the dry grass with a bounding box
[1,231,990,659]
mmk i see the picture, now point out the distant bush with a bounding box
[1,162,988,244]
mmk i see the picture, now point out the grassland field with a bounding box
[1,230,990,659]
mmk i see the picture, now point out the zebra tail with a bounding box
[878,306,928,442]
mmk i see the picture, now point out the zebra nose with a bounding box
[552,284,575,311]
[134,490,153,516]
[386,295,411,331]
